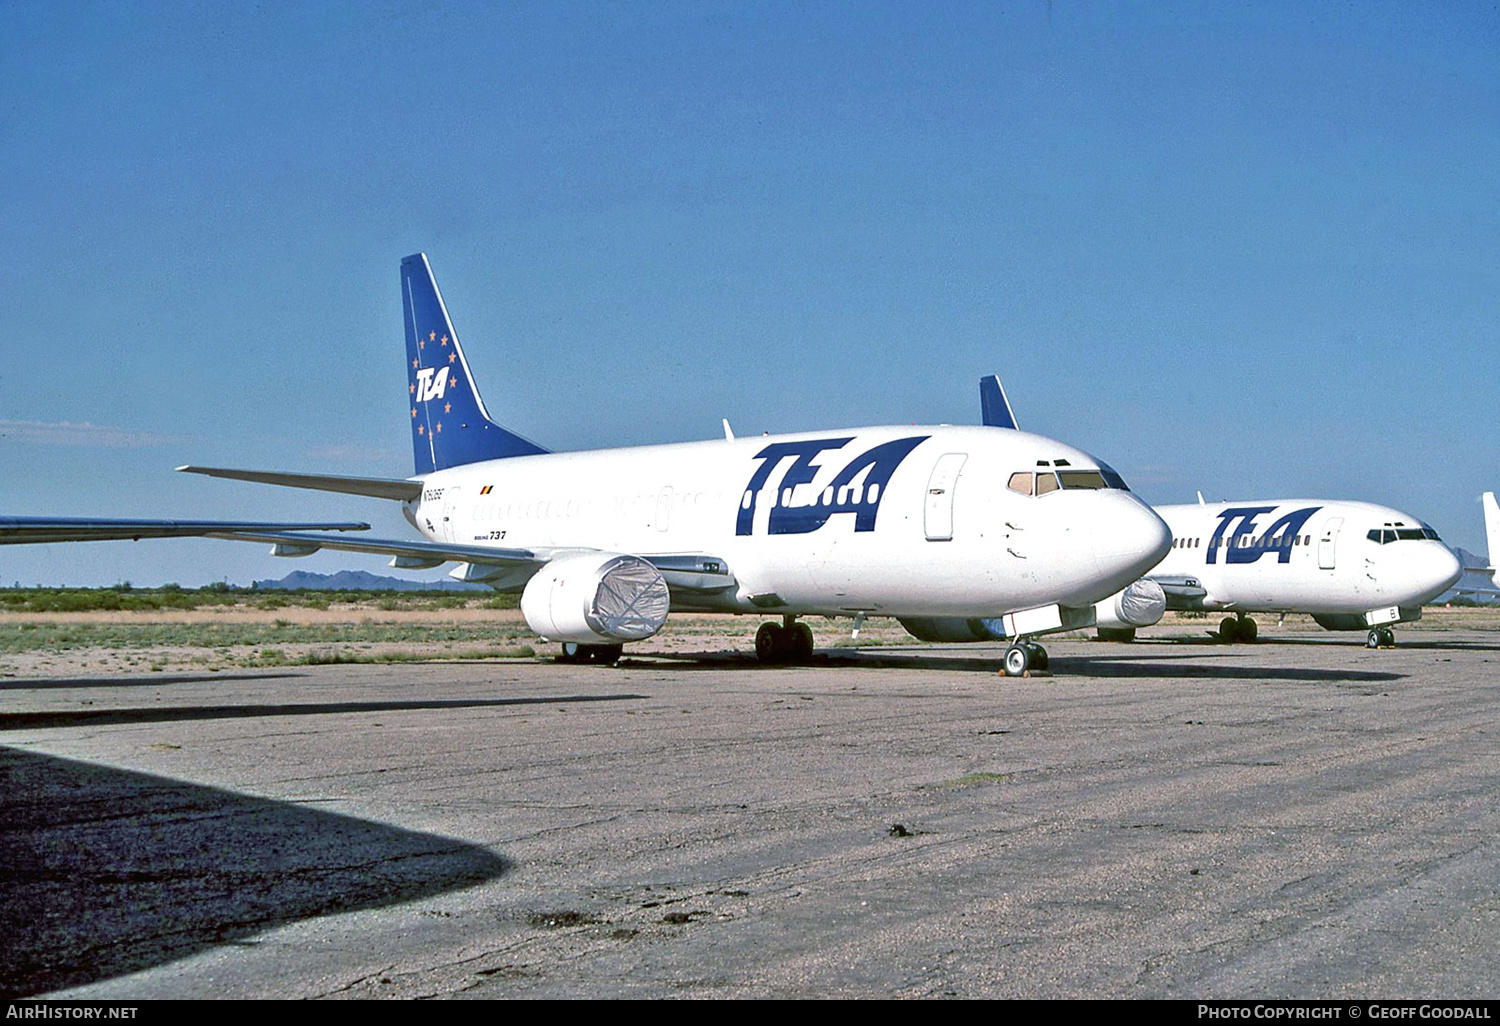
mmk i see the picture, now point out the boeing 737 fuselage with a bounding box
[1146,499,1462,647]
[181,255,1172,674]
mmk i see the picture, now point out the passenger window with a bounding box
[1035,473,1059,495]
[1007,472,1033,495]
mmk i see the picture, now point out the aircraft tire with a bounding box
[1027,642,1049,671]
[1240,617,1258,642]
[591,644,624,665]
[1097,627,1136,643]
[1366,629,1381,649]
[1003,644,1031,677]
[1220,617,1240,643]
[559,641,585,664]
[790,623,814,662]
[1379,627,1396,648]
[755,622,785,663]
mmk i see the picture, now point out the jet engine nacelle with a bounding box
[1094,578,1167,631]
[897,616,1008,643]
[521,553,671,645]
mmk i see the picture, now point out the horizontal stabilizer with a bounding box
[0,518,368,545]
[980,375,1019,430]
[177,466,422,501]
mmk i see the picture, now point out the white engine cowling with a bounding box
[1094,578,1167,630]
[521,553,671,645]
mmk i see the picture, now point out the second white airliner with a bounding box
[980,375,1463,648]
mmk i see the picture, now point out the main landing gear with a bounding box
[1366,627,1396,649]
[755,616,815,664]
[1219,614,1258,643]
[1002,640,1049,676]
[557,642,624,665]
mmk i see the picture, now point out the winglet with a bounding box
[402,253,549,475]
[979,375,1019,430]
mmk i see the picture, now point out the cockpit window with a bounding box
[1367,527,1437,545]
[1095,460,1131,491]
[1009,464,1131,496]
[1057,470,1109,490]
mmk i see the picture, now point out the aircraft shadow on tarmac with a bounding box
[0,672,307,692]
[0,745,511,998]
[634,649,1404,683]
[0,694,647,731]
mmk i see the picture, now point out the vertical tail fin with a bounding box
[402,253,549,475]
[1484,491,1500,571]
[979,374,1019,430]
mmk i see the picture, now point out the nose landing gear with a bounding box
[1001,640,1049,677]
[1366,627,1396,649]
[755,617,816,664]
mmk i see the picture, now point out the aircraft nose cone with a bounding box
[1093,494,1173,590]
[1424,545,1464,599]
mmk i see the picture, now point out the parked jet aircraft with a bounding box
[172,255,1173,675]
[979,376,1464,648]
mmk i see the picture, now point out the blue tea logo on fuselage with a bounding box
[736,436,929,536]
[1206,505,1322,565]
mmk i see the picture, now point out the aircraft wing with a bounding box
[0,518,369,545]
[1147,574,1211,609]
[203,530,738,594]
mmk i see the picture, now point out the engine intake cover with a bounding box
[1095,578,1167,630]
[521,553,670,644]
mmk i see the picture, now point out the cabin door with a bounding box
[924,453,968,541]
[1318,517,1343,570]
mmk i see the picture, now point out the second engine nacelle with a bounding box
[1094,578,1167,630]
[898,616,1008,643]
[521,553,671,645]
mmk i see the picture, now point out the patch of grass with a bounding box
[936,772,1011,789]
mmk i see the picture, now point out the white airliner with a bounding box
[171,254,1173,675]
[980,376,1464,648]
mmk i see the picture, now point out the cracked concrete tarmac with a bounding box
[4,627,1499,998]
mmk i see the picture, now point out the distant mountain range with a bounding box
[251,570,489,592]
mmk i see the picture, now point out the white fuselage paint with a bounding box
[1151,499,1462,615]
[406,425,1172,619]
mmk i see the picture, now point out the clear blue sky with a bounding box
[2,1,1496,586]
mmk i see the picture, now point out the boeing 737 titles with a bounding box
[979,376,1465,648]
[166,255,1174,675]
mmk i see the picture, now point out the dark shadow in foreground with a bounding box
[0,746,510,997]
[0,694,646,731]
[0,672,306,692]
